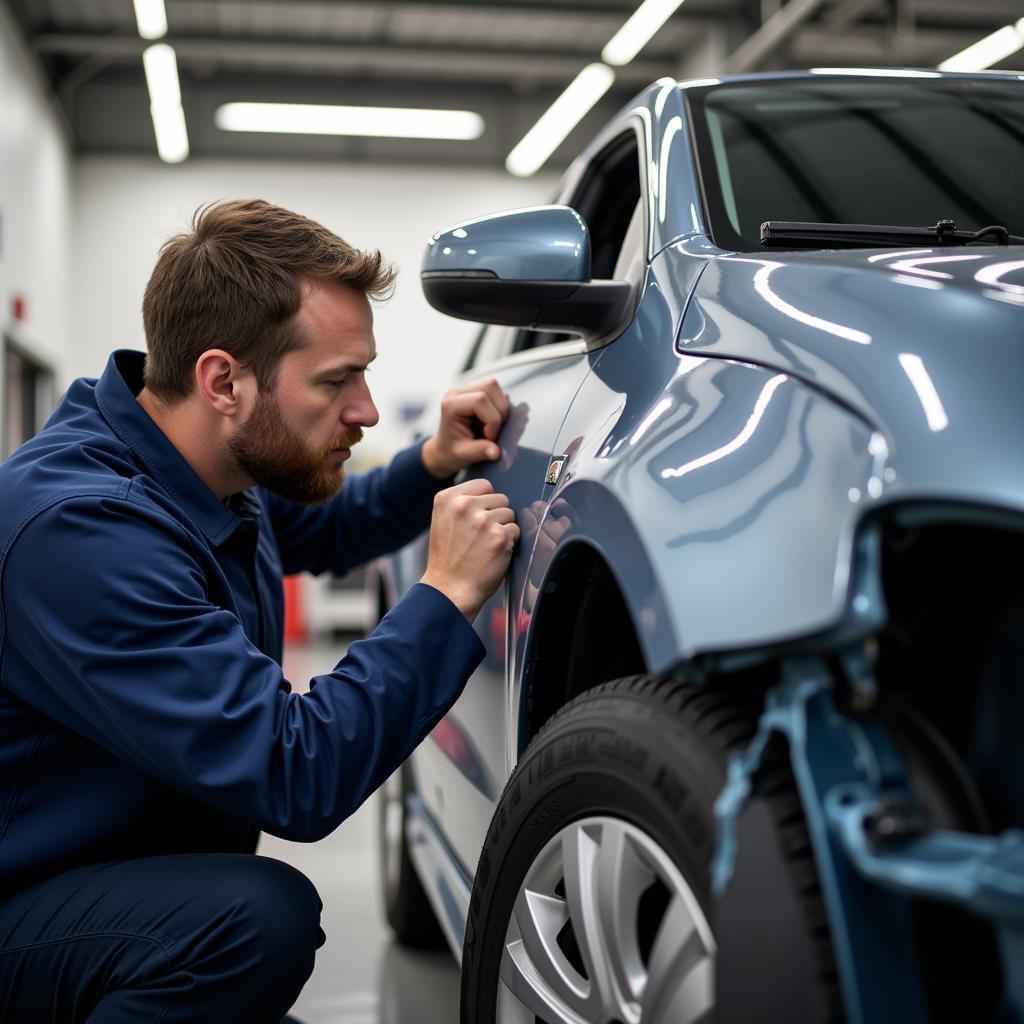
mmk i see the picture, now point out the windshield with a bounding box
[686,76,1024,251]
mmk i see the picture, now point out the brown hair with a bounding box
[142,198,395,401]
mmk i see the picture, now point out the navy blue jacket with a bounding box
[0,350,483,897]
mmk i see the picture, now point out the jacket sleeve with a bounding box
[264,441,448,577]
[0,490,482,842]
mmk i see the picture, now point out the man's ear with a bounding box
[194,349,251,417]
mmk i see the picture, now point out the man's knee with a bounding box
[165,853,324,1011]
[0,854,325,1024]
[227,856,324,981]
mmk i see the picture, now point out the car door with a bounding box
[411,128,650,877]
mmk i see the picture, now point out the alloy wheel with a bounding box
[496,816,715,1024]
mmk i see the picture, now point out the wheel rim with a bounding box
[381,769,404,896]
[496,816,716,1024]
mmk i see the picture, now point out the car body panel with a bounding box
[380,69,1024,1017]
[553,77,708,261]
[412,348,597,874]
[681,250,1024,511]
[423,205,590,282]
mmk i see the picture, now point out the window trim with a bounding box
[463,117,652,375]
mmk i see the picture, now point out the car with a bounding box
[373,69,1024,1024]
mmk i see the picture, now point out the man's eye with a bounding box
[324,379,347,389]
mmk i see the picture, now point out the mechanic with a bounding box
[0,198,519,1023]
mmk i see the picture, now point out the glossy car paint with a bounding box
[682,250,1024,511]
[423,205,590,281]
[409,347,599,874]
[378,70,1024,1021]
[521,244,883,673]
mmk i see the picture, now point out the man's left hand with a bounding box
[421,378,510,480]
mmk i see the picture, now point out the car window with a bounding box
[513,130,645,354]
[464,324,518,372]
[687,77,1024,251]
[612,198,645,288]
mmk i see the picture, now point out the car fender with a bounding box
[520,356,885,684]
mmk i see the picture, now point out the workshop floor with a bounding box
[260,639,460,1024]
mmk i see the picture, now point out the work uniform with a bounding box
[0,350,483,1022]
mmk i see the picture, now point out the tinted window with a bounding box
[687,77,1024,251]
[465,324,518,370]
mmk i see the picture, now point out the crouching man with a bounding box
[0,199,517,1022]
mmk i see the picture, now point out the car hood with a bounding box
[677,245,1024,510]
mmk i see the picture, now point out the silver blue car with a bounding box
[375,70,1024,1024]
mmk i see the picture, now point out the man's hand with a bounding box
[420,378,510,480]
[420,479,519,622]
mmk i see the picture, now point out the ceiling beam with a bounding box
[821,0,884,30]
[791,26,1003,63]
[32,32,682,85]
[170,0,654,14]
[724,0,830,72]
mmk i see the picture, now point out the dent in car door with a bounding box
[413,344,597,875]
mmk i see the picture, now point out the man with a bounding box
[0,199,519,1022]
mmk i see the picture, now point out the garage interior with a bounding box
[2,1,1022,1022]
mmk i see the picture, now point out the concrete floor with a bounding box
[261,638,460,1024]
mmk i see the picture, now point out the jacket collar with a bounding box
[94,350,255,546]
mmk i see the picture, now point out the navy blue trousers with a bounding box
[0,853,324,1022]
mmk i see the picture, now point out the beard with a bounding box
[228,388,363,505]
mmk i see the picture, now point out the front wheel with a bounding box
[460,675,841,1023]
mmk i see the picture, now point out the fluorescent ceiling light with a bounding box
[133,0,167,40]
[506,63,615,177]
[811,68,941,78]
[939,20,1024,72]
[602,0,688,67]
[143,43,181,108]
[142,44,188,163]
[151,103,189,163]
[215,102,484,140]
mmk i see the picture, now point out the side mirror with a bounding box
[421,205,632,342]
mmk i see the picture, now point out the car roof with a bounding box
[676,68,1024,87]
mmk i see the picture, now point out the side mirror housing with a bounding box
[421,205,632,342]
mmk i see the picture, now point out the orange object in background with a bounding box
[283,574,307,642]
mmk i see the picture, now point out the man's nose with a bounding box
[344,377,379,429]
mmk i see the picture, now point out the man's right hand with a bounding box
[420,479,520,622]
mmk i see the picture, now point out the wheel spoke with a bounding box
[643,955,714,1024]
[512,888,586,1005]
[561,824,614,1010]
[500,938,590,1024]
[594,821,655,1008]
[641,893,715,1024]
[498,816,717,1024]
[497,977,542,1024]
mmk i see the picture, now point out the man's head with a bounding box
[141,199,394,503]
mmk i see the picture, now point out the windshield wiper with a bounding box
[760,219,1024,249]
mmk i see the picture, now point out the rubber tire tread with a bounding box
[460,673,844,1023]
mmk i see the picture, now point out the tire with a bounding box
[377,759,446,949]
[460,675,842,1024]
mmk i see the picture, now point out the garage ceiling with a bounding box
[7,0,1024,170]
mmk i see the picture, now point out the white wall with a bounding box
[1,0,556,462]
[0,2,74,393]
[73,157,556,459]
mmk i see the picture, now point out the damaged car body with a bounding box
[375,70,1024,1024]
